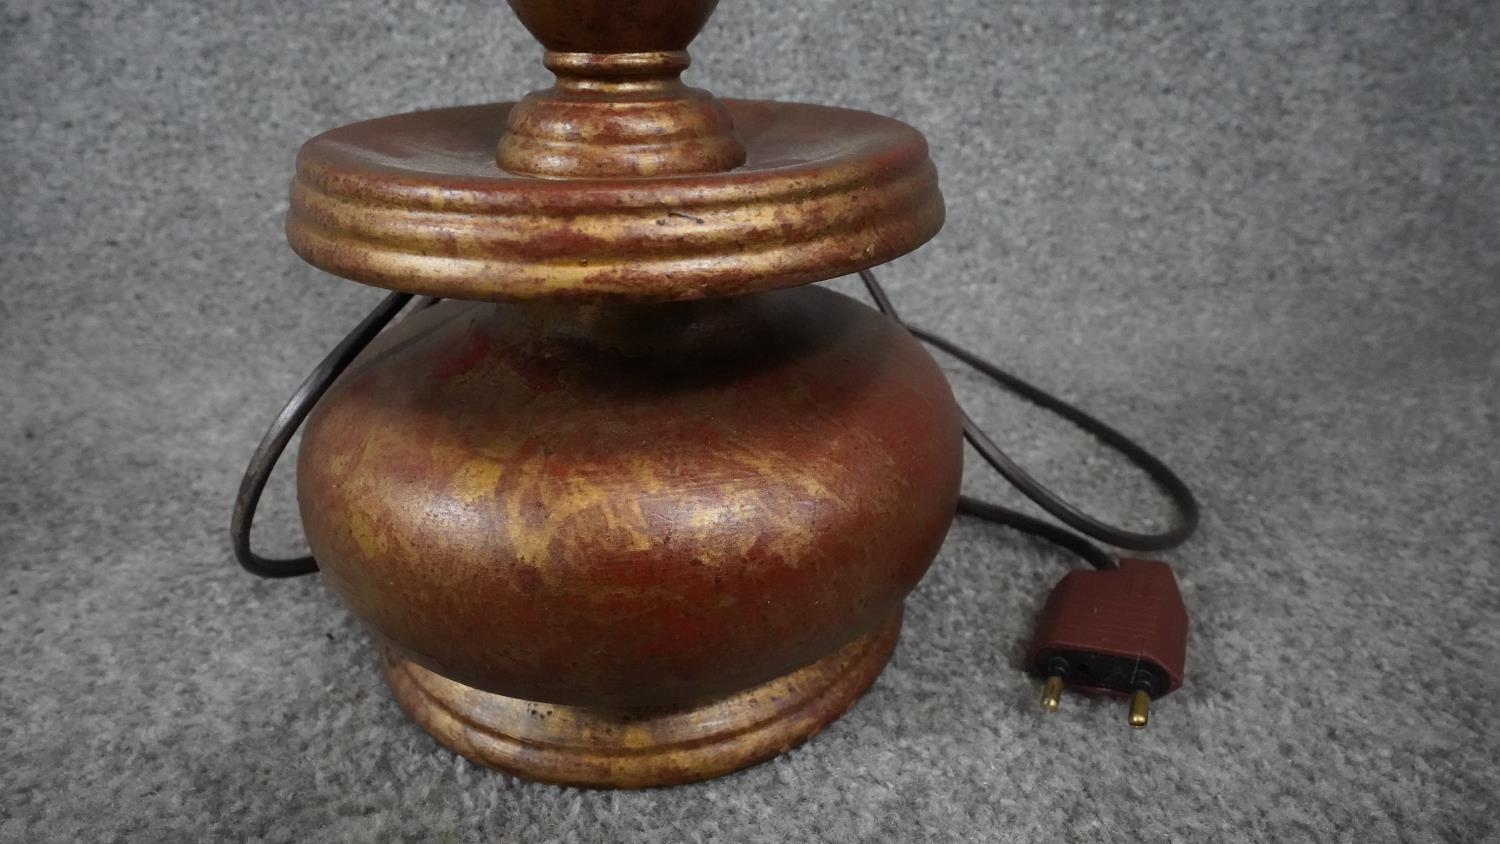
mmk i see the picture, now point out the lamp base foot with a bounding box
[383,608,903,788]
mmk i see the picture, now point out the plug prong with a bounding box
[1128,690,1150,729]
[1040,675,1063,712]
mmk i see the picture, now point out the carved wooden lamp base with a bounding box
[263,0,958,788]
[385,610,902,788]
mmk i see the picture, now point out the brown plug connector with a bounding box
[1028,559,1188,729]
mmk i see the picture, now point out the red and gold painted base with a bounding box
[384,608,902,788]
[273,0,959,788]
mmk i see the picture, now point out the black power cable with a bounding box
[857,269,1198,570]
[231,291,413,578]
[233,276,1198,576]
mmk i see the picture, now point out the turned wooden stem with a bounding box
[497,0,746,178]
[506,0,720,52]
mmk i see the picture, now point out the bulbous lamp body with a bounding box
[299,290,961,711]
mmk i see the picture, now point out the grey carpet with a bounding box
[3,0,1498,841]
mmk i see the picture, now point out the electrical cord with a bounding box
[857,268,1198,570]
[231,291,413,577]
[232,276,1198,577]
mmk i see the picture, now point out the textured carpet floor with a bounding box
[3,0,1498,841]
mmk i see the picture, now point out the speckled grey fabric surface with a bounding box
[3,0,1498,841]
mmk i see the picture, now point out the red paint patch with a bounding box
[431,328,491,380]
[501,346,563,393]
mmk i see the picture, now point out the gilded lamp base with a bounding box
[383,609,903,788]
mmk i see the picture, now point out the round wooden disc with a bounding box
[286,101,943,301]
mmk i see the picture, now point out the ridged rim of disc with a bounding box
[285,100,944,302]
